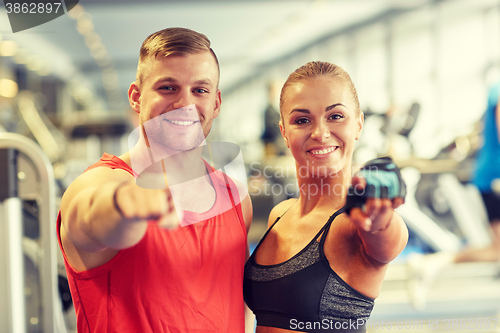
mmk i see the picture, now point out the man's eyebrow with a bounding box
[155,77,177,84]
[194,78,213,85]
[153,77,213,86]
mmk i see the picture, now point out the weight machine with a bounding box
[0,133,68,333]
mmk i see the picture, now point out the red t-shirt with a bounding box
[58,154,247,333]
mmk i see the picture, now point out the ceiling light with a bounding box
[85,32,102,49]
[67,4,84,19]
[0,79,19,98]
[77,13,94,34]
[90,46,108,60]
[0,40,18,57]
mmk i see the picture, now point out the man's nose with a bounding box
[172,90,193,109]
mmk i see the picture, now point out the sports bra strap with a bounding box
[267,200,297,230]
[319,206,346,244]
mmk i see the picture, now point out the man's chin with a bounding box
[157,140,206,157]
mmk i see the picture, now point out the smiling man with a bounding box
[58,27,253,333]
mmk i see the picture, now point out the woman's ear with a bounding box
[355,112,364,140]
[279,122,289,148]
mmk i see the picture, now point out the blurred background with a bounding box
[1,0,500,332]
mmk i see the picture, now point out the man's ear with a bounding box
[279,122,289,148]
[213,89,222,119]
[128,82,141,113]
[355,112,364,140]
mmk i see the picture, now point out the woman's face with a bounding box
[280,76,363,178]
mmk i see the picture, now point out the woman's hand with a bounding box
[344,157,408,263]
[348,175,404,233]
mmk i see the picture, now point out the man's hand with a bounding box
[114,181,182,229]
[61,166,182,256]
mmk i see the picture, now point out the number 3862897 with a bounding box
[5,2,62,14]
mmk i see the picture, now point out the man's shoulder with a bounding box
[210,168,248,200]
[62,155,134,204]
[85,153,134,175]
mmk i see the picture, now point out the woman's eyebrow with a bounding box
[290,108,310,115]
[289,103,345,115]
[325,103,345,112]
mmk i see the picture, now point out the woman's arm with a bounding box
[350,203,408,264]
[348,175,408,264]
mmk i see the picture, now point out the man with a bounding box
[58,27,253,332]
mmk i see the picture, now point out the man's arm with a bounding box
[242,195,256,333]
[238,189,255,332]
[60,167,179,270]
[240,194,253,234]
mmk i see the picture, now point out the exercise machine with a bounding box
[0,132,69,333]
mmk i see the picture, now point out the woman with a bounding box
[244,61,408,333]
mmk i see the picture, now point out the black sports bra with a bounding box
[243,207,374,333]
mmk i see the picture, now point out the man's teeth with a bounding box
[167,119,195,126]
[311,147,336,155]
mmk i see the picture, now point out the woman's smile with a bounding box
[308,146,338,156]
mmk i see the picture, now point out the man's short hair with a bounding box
[136,27,220,87]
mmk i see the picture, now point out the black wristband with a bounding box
[113,182,128,218]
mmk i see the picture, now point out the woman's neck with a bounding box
[295,164,352,215]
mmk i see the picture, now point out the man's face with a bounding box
[129,51,221,155]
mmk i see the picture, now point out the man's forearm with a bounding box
[85,181,149,251]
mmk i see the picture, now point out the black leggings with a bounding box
[481,191,500,222]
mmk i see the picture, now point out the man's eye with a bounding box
[159,86,174,91]
[194,88,208,93]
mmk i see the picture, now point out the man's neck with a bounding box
[122,140,210,187]
[162,147,208,186]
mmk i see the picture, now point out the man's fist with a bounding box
[114,181,182,229]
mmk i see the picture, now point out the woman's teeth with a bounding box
[310,147,336,155]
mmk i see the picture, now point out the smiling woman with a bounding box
[243,61,408,333]
[279,74,363,178]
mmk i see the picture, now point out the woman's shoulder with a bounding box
[267,198,298,228]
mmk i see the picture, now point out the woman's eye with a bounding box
[295,118,310,124]
[329,114,344,120]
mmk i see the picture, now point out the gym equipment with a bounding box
[0,133,68,333]
[356,102,491,253]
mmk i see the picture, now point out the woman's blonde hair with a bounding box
[279,61,360,125]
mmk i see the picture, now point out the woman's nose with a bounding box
[311,120,330,142]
